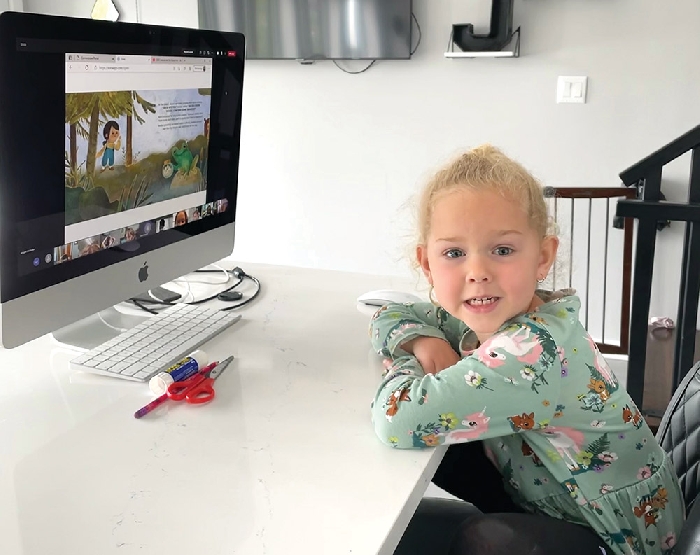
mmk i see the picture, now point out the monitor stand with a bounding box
[51,306,150,351]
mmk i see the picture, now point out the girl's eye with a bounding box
[494,246,513,256]
[444,248,464,259]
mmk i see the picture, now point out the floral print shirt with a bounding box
[369,293,685,555]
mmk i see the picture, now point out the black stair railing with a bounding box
[616,124,700,415]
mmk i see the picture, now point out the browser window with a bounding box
[63,53,214,255]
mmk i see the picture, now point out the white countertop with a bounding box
[0,262,444,555]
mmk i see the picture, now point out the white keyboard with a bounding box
[70,304,242,381]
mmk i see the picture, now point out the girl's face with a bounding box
[108,126,120,142]
[175,213,187,226]
[417,189,558,343]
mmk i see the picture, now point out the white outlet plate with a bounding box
[557,76,588,104]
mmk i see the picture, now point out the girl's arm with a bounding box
[369,302,468,358]
[371,320,561,449]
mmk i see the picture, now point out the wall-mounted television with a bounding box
[198,0,413,61]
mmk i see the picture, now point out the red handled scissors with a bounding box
[167,355,233,404]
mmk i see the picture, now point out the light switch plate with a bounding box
[557,76,588,104]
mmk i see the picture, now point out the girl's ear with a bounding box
[538,235,559,278]
[416,244,432,284]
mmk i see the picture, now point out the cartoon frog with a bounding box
[170,141,194,174]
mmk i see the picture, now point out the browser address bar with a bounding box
[66,64,206,73]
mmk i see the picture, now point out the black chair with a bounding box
[656,360,700,555]
[393,496,480,555]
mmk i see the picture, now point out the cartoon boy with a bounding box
[96,120,121,171]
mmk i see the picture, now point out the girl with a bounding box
[96,120,121,171]
[370,145,684,555]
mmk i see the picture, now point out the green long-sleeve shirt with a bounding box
[369,293,684,555]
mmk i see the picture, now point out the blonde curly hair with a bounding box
[416,145,553,251]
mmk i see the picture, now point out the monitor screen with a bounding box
[0,13,245,305]
[60,53,220,265]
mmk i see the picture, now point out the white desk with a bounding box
[0,263,445,555]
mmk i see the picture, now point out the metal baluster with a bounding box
[569,199,574,288]
[585,198,592,329]
[602,199,609,345]
[553,198,558,290]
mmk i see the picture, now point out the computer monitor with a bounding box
[0,12,245,349]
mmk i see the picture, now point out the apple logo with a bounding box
[138,262,149,282]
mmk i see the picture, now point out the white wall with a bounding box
[231,0,700,325]
[229,0,700,326]
[7,0,700,324]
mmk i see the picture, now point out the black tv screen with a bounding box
[198,0,413,60]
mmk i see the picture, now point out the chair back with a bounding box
[656,361,700,511]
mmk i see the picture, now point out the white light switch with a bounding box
[557,76,588,104]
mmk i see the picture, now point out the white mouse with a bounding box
[357,289,424,307]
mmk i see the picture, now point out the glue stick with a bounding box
[148,350,208,395]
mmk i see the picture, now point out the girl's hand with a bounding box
[400,336,461,375]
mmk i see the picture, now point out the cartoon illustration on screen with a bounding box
[96,121,121,171]
[164,139,202,188]
[64,88,212,226]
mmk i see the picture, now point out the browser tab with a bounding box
[150,56,190,64]
[69,53,116,63]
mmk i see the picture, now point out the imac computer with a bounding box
[0,12,245,358]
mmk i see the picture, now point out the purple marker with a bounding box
[134,393,168,419]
